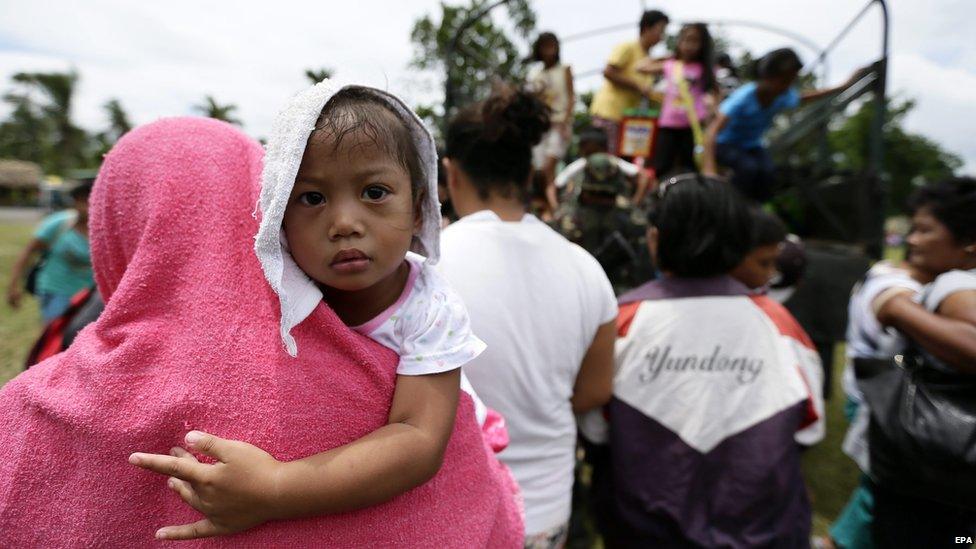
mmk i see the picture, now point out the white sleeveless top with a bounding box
[528,62,570,123]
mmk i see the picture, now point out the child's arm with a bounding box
[702,113,730,177]
[563,65,576,132]
[634,57,666,76]
[129,369,460,540]
[799,67,869,106]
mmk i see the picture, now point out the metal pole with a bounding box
[865,0,889,258]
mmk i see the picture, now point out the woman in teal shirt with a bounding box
[7,182,94,323]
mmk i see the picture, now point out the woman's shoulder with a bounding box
[924,269,976,311]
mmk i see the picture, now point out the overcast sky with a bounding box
[1,0,973,173]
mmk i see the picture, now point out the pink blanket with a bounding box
[0,117,523,547]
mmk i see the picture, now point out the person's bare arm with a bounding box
[876,291,976,373]
[634,57,666,76]
[129,369,461,540]
[702,113,730,177]
[563,65,576,130]
[603,64,653,98]
[571,320,616,413]
[800,67,868,106]
[6,238,45,308]
[631,170,651,205]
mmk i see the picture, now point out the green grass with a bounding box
[0,219,862,538]
[803,343,860,537]
[0,221,40,385]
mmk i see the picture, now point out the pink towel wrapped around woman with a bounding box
[0,117,523,547]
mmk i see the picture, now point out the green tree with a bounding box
[7,71,89,174]
[92,98,133,159]
[0,90,48,166]
[409,0,536,133]
[830,97,962,212]
[194,95,242,126]
[304,68,334,84]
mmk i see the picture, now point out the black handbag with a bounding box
[855,350,976,510]
[25,254,48,295]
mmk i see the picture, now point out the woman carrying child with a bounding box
[0,81,522,547]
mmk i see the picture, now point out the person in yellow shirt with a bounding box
[590,9,669,155]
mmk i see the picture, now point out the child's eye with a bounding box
[298,192,325,206]
[362,185,390,201]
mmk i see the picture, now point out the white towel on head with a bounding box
[254,79,442,357]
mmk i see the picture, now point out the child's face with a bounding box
[540,40,558,63]
[760,71,798,97]
[677,28,702,61]
[731,243,782,289]
[283,130,417,293]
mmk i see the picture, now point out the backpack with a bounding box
[25,286,102,368]
[579,153,629,197]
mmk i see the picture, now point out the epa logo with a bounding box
[956,536,974,544]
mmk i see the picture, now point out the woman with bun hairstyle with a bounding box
[437,85,618,549]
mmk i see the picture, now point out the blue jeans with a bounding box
[38,292,73,323]
[716,143,776,202]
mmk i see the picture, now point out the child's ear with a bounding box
[413,187,426,233]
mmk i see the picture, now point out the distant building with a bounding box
[0,159,43,206]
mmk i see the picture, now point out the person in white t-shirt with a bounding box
[439,85,617,549]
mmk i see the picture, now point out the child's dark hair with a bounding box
[445,85,550,201]
[717,52,737,73]
[313,87,425,207]
[578,128,608,151]
[649,175,752,277]
[907,177,976,244]
[677,23,717,93]
[750,207,787,248]
[640,10,669,33]
[531,32,560,64]
[70,179,94,200]
[757,48,803,80]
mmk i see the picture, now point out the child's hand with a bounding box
[129,431,284,541]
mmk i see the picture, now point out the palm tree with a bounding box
[11,71,87,174]
[92,98,133,160]
[194,95,242,126]
[104,99,132,138]
[304,68,334,84]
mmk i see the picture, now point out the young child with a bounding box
[130,81,506,540]
[702,48,864,201]
[637,22,719,177]
[731,206,788,291]
[527,31,574,215]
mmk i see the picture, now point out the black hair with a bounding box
[907,177,976,244]
[676,23,717,92]
[640,10,669,33]
[649,175,752,277]
[313,87,425,207]
[756,48,803,80]
[70,179,94,200]
[750,207,787,248]
[531,32,560,64]
[578,128,609,150]
[445,85,550,201]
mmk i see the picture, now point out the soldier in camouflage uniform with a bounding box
[552,131,653,293]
